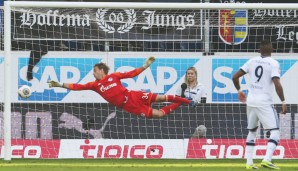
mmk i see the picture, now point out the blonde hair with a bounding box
[184,66,198,85]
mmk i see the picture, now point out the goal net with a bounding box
[1,2,298,159]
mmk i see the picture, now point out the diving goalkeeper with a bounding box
[48,57,198,118]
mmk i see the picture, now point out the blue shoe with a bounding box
[261,160,280,170]
[246,164,259,169]
[189,100,199,107]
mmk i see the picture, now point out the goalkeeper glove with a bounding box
[48,80,63,88]
[143,56,155,69]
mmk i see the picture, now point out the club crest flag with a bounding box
[219,9,248,45]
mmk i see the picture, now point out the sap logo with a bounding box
[18,57,100,101]
[212,59,297,102]
[0,57,3,64]
[114,58,199,94]
[277,59,297,76]
[117,66,177,93]
[212,59,248,102]
[20,65,81,93]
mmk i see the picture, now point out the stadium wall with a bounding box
[0,103,297,158]
[0,52,298,159]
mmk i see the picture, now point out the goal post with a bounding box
[3,2,11,161]
[2,1,298,161]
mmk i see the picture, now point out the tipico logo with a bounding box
[18,57,100,101]
[114,58,199,94]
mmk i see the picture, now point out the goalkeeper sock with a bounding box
[165,95,191,104]
[160,103,181,116]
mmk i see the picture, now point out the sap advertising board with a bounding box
[15,55,200,102]
[0,52,297,103]
[212,58,298,103]
[0,57,3,102]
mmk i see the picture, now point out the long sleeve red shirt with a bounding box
[68,68,143,107]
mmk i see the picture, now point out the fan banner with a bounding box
[13,8,203,41]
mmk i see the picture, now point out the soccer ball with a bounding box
[18,85,32,98]
[192,125,207,138]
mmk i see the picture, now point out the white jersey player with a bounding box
[232,40,287,170]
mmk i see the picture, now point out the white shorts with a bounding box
[247,105,279,130]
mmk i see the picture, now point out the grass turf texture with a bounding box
[0,159,297,171]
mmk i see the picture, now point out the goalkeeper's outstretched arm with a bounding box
[48,80,71,89]
[48,80,65,88]
[143,56,155,69]
[116,56,156,79]
[48,80,94,90]
[48,57,155,90]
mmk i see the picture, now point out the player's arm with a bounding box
[272,77,287,114]
[232,69,247,102]
[116,57,155,79]
[48,80,95,90]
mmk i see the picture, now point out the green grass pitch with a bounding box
[0,159,297,171]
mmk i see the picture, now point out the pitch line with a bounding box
[0,163,297,168]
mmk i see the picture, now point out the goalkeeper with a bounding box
[48,57,198,118]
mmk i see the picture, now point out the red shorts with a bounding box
[122,91,157,118]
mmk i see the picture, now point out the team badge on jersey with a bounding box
[219,9,248,45]
[108,77,113,82]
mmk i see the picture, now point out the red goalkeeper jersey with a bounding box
[68,68,144,108]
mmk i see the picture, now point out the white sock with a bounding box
[263,130,280,162]
[245,145,255,165]
[263,142,277,162]
[245,131,257,165]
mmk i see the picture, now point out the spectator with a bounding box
[176,66,207,103]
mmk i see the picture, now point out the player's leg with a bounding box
[245,106,259,169]
[123,92,182,118]
[258,105,280,169]
[151,103,182,118]
[27,41,48,81]
[154,94,198,105]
